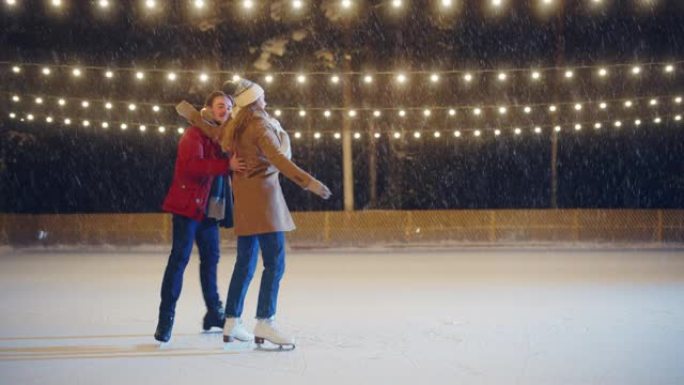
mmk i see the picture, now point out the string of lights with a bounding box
[3,90,681,118]
[6,107,681,139]
[2,60,680,87]
[2,0,676,19]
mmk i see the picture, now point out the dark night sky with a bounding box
[1,0,683,212]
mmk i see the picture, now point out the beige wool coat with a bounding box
[222,110,315,236]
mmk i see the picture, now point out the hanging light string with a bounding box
[3,90,681,117]
[1,0,678,22]
[1,60,681,86]
[5,106,681,138]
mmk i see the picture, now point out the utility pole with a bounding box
[551,4,566,208]
[341,54,355,211]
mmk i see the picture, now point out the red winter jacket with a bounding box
[162,126,230,221]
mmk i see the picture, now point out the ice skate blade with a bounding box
[254,337,295,351]
[223,335,252,343]
[223,340,254,352]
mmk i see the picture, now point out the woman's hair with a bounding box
[225,100,261,143]
[204,91,232,107]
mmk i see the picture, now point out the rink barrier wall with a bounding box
[1,210,683,247]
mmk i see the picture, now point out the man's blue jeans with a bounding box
[225,232,286,319]
[158,215,221,318]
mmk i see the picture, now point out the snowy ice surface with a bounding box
[1,247,683,385]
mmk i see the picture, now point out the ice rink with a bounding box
[1,246,683,385]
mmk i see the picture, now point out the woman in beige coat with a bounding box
[213,79,330,349]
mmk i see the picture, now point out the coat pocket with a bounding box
[164,184,199,213]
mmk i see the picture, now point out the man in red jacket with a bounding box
[155,91,245,343]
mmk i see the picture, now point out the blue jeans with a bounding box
[225,232,286,319]
[158,215,222,318]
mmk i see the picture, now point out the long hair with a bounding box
[222,101,261,151]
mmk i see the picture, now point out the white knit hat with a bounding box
[233,79,265,108]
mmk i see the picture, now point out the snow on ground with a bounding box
[1,247,683,385]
